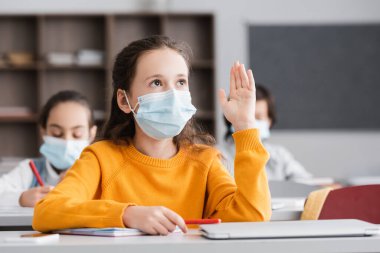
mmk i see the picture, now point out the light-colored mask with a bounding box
[39,136,89,170]
[124,89,197,140]
[256,120,271,140]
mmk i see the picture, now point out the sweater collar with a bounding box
[122,143,187,168]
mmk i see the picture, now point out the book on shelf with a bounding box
[46,52,76,66]
[0,107,32,117]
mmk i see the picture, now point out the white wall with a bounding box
[1,0,379,177]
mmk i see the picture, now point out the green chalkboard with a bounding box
[249,25,380,129]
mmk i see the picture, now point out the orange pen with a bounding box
[185,219,221,225]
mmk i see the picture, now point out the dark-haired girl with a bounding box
[34,36,271,234]
[0,90,97,207]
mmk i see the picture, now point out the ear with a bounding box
[116,89,132,114]
[89,125,97,142]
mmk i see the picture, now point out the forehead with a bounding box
[47,102,90,128]
[135,48,189,77]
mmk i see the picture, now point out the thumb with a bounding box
[218,89,228,110]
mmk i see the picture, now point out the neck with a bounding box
[132,126,178,159]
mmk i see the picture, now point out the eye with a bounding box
[177,79,187,87]
[50,130,63,138]
[73,133,84,139]
[72,129,85,139]
[149,79,162,88]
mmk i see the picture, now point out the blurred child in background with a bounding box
[221,84,312,181]
[0,90,97,207]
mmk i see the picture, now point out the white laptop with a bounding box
[200,219,379,239]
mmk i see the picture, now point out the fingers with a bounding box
[229,66,236,95]
[240,64,249,89]
[162,207,188,233]
[231,61,250,90]
[158,217,177,234]
[141,225,157,235]
[40,185,53,193]
[153,222,171,236]
[123,206,187,236]
[247,69,255,91]
[234,61,242,89]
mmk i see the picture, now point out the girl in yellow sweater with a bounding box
[33,35,271,235]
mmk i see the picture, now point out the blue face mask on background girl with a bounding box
[124,89,197,140]
[255,120,271,140]
[39,136,90,170]
[230,119,271,140]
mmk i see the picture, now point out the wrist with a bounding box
[123,205,137,228]
[233,121,256,132]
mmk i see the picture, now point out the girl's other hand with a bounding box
[219,61,256,132]
[123,206,188,235]
[19,186,54,207]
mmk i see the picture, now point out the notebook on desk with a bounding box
[54,227,145,237]
[55,226,182,237]
[200,219,379,240]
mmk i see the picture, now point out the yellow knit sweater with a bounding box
[33,128,271,232]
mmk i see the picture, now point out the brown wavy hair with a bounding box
[39,90,94,129]
[102,35,215,148]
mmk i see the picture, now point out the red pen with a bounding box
[29,160,44,186]
[185,219,221,225]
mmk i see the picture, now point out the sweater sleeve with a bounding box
[204,128,272,222]
[32,148,133,232]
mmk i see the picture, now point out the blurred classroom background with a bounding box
[0,0,379,184]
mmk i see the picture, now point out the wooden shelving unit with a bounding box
[0,13,215,157]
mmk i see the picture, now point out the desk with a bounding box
[271,207,302,221]
[0,201,303,231]
[1,230,380,253]
[0,207,33,231]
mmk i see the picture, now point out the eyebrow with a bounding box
[48,124,86,130]
[144,73,188,82]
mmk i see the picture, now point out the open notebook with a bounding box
[55,227,181,237]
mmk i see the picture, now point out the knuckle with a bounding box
[153,210,161,217]
[168,224,176,232]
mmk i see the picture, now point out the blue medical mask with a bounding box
[124,89,197,140]
[39,136,89,170]
[256,120,271,140]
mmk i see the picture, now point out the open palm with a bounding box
[219,62,256,131]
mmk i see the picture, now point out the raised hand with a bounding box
[219,61,256,131]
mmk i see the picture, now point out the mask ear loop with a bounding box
[123,90,139,116]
